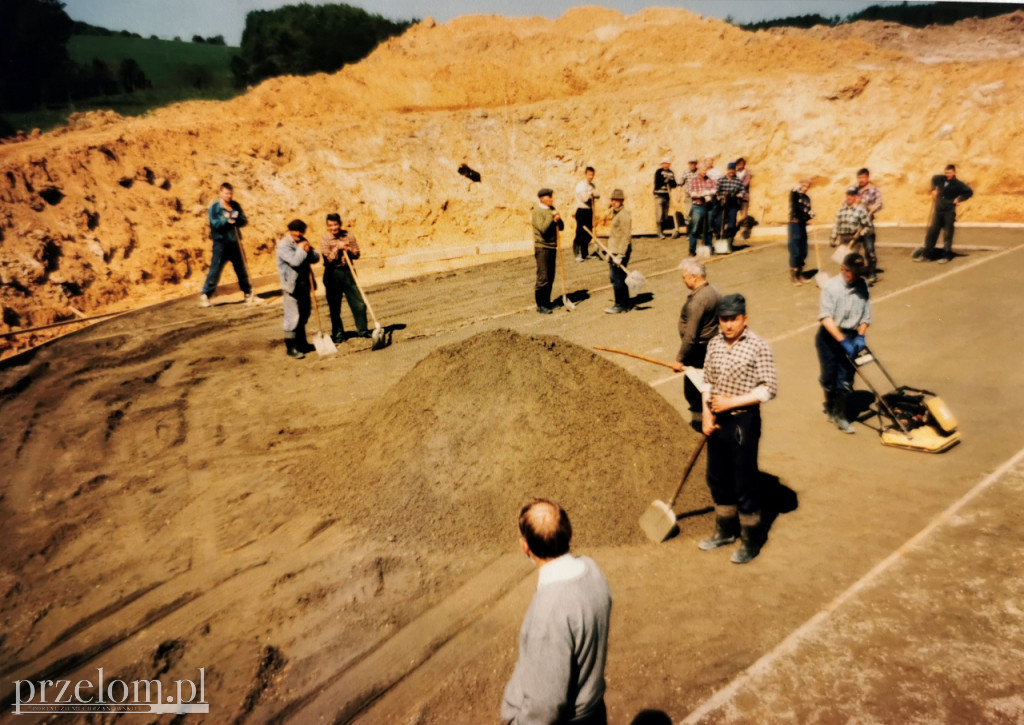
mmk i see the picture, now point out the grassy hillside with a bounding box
[68,34,237,89]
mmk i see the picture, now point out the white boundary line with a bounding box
[651,243,1024,388]
[680,441,1024,724]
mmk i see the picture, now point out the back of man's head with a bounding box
[519,498,572,560]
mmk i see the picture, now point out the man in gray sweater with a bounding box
[502,499,612,725]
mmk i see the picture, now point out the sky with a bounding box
[61,0,911,46]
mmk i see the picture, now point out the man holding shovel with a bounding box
[605,189,633,314]
[573,167,599,261]
[699,294,778,564]
[200,182,256,308]
[914,164,973,264]
[276,219,320,359]
[321,213,368,343]
[829,186,873,256]
[532,188,563,315]
[671,258,721,430]
[855,168,883,283]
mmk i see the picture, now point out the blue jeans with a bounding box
[688,204,711,255]
[788,222,808,268]
[721,205,739,242]
[201,241,251,296]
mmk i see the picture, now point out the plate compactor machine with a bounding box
[850,346,961,453]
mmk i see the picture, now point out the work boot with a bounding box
[536,305,553,315]
[698,505,739,551]
[331,330,345,344]
[824,391,836,423]
[912,248,927,262]
[296,330,314,353]
[199,293,211,308]
[789,268,802,286]
[244,291,258,305]
[731,512,763,564]
[285,339,305,359]
[604,305,628,314]
[833,393,855,434]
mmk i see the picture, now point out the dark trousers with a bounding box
[787,222,808,268]
[654,193,670,234]
[574,208,593,258]
[720,204,739,242]
[923,207,956,259]
[534,246,556,308]
[608,247,631,308]
[709,201,722,239]
[682,344,708,413]
[201,241,251,296]
[816,326,855,393]
[324,265,367,336]
[706,407,762,514]
[688,204,711,255]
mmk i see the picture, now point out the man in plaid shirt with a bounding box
[699,293,778,564]
[830,187,873,250]
[856,168,883,283]
[716,163,747,250]
[687,165,718,256]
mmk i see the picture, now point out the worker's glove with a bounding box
[853,335,866,352]
[612,254,623,265]
[840,338,858,357]
[227,210,239,223]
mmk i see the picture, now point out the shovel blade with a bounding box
[370,324,387,350]
[626,271,647,296]
[313,332,338,356]
[639,499,678,543]
[831,243,850,265]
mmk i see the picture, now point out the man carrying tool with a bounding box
[817,252,871,434]
[532,188,564,315]
[652,160,676,239]
[715,162,746,250]
[830,186,873,252]
[787,178,814,286]
[276,219,320,359]
[914,164,974,264]
[501,498,612,725]
[699,294,778,564]
[200,182,256,308]
[573,167,599,261]
[671,258,722,430]
[605,188,633,314]
[321,213,368,343]
[687,164,717,256]
[855,168,883,284]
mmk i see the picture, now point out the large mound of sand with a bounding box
[302,329,709,550]
[2,7,1023,356]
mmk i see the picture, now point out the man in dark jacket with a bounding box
[915,164,973,264]
[200,182,255,307]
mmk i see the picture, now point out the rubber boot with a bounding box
[296,328,314,353]
[731,512,763,564]
[698,505,740,551]
[285,338,305,359]
[790,268,802,286]
[833,392,855,434]
[866,256,878,285]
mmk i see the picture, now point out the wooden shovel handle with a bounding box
[593,346,677,370]
[668,435,707,508]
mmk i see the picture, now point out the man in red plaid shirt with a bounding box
[687,165,718,256]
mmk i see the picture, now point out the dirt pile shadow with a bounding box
[302,328,709,551]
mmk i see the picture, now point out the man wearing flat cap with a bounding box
[817,252,871,434]
[699,293,778,564]
[605,188,633,314]
[653,160,676,239]
[830,186,873,252]
[532,188,564,314]
[715,163,746,251]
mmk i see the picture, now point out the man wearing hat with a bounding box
[653,160,676,239]
[674,157,700,233]
[605,188,633,313]
[817,252,871,434]
[830,186,873,251]
[715,163,747,250]
[699,293,778,564]
[532,188,564,314]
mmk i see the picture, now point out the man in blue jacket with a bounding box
[200,182,255,307]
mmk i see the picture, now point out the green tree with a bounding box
[0,0,76,111]
[118,57,151,93]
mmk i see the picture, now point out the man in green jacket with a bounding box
[532,188,563,314]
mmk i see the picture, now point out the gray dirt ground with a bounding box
[2,225,1023,724]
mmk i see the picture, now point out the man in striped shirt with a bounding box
[699,294,778,564]
[816,253,871,434]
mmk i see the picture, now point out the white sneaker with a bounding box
[245,292,257,305]
[199,294,211,308]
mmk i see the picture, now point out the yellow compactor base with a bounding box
[880,424,961,453]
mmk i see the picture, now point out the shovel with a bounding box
[812,226,829,288]
[554,227,576,311]
[342,249,387,350]
[831,228,862,265]
[584,227,646,295]
[640,434,708,543]
[308,270,338,356]
[593,346,676,370]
